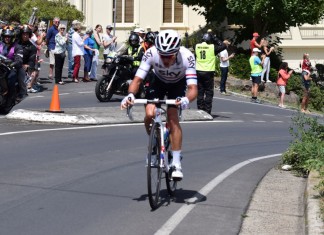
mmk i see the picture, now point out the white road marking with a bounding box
[78,91,93,94]
[59,93,70,96]
[0,120,244,136]
[29,95,45,98]
[243,113,255,115]
[262,114,275,117]
[154,153,282,235]
[252,121,266,123]
[272,121,283,123]
[218,112,233,114]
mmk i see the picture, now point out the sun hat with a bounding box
[253,32,260,37]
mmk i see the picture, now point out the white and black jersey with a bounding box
[135,46,197,85]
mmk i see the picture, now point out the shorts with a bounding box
[49,50,55,65]
[251,75,261,84]
[145,74,186,104]
[278,85,286,94]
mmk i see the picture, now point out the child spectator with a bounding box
[277,62,293,108]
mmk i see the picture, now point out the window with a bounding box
[113,0,134,23]
[163,0,183,23]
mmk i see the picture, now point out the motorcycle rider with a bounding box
[137,31,156,61]
[0,26,23,96]
[124,33,141,75]
[17,25,37,101]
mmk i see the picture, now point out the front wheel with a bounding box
[95,75,115,102]
[147,122,162,210]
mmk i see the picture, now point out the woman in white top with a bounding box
[54,24,67,84]
[71,23,83,83]
[219,40,234,94]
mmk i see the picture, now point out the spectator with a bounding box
[219,40,235,95]
[54,24,67,85]
[83,27,96,82]
[195,33,226,114]
[133,28,145,43]
[249,48,265,103]
[71,22,84,83]
[250,32,263,55]
[277,62,293,108]
[67,20,80,78]
[89,24,102,81]
[260,38,275,83]
[102,25,117,61]
[17,25,37,101]
[46,17,60,80]
[301,53,312,113]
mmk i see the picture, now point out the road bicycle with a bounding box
[127,98,182,210]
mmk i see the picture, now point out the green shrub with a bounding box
[229,54,251,79]
[310,85,324,111]
[282,114,324,175]
[286,74,303,97]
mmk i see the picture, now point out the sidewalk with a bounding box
[240,168,324,235]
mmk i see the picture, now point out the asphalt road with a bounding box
[0,59,308,234]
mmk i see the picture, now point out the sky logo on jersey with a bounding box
[158,70,181,77]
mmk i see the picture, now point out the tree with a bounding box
[179,0,324,40]
[0,0,84,25]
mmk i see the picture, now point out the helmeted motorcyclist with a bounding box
[16,25,37,101]
[123,33,141,75]
[0,26,23,96]
[137,31,156,61]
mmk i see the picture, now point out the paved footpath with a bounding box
[240,168,324,235]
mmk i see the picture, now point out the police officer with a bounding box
[124,33,141,75]
[195,33,226,114]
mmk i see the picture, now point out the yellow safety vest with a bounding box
[249,56,263,75]
[128,46,141,67]
[195,42,216,72]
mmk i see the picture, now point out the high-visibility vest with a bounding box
[128,46,140,66]
[195,42,216,72]
[249,56,263,75]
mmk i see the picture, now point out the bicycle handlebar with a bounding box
[133,99,178,105]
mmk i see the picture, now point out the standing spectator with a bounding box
[17,25,37,101]
[89,24,102,81]
[301,53,312,113]
[250,32,263,55]
[46,17,60,80]
[195,33,226,114]
[133,28,145,43]
[260,38,275,83]
[28,24,46,92]
[219,40,235,95]
[277,62,293,108]
[54,24,67,85]
[249,48,265,103]
[102,25,117,61]
[67,20,80,78]
[71,22,84,83]
[83,27,96,82]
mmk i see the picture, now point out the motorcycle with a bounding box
[0,54,18,114]
[95,55,146,102]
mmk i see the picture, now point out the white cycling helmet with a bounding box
[155,30,181,55]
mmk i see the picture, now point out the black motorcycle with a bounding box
[95,55,145,102]
[0,54,18,114]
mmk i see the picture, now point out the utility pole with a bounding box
[113,0,117,36]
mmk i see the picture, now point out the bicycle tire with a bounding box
[147,122,162,210]
[165,150,177,196]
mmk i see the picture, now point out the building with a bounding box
[68,0,205,43]
[68,1,324,68]
[278,19,324,69]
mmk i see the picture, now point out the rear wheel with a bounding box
[95,75,115,102]
[147,122,162,210]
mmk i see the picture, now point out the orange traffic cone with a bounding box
[46,84,64,113]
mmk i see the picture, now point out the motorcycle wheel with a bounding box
[95,75,115,102]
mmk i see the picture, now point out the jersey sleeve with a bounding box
[184,51,197,85]
[135,48,153,79]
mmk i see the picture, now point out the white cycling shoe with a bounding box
[171,165,183,180]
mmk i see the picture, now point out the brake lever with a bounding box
[176,97,182,119]
[126,97,133,119]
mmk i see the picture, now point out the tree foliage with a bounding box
[0,0,84,25]
[179,0,324,40]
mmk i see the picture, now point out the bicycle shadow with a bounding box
[133,188,206,210]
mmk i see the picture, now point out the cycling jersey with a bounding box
[135,46,197,85]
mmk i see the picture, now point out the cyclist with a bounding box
[0,26,23,96]
[121,29,198,180]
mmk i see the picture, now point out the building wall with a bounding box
[68,0,206,43]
